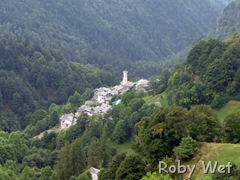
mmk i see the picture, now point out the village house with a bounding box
[111,85,124,94]
[77,104,95,117]
[76,103,112,117]
[89,167,100,180]
[84,100,95,106]
[135,79,149,92]
[93,87,113,104]
[60,113,77,130]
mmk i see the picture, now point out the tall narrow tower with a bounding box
[122,70,128,86]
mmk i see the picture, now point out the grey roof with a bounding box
[113,85,124,91]
[60,113,74,122]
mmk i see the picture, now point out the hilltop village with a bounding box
[60,71,149,130]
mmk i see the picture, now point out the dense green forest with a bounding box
[0,35,119,131]
[0,0,231,78]
[150,32,240,111]
[1,1,240,179]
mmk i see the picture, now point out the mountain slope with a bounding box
[0,0,230,77]
[0,35,118,131]
[216,0,240,37]
[150,33,240,109]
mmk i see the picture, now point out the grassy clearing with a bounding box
[182,142,240,179]
[209,143,240,166]
[216,100,240,123]
[143,92,168,106]
[34,125,60,139]
[159,92,168,106]
[143,95,153,102]
[111,140,134,155]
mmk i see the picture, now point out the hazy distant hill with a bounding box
[216,0,240,38]
[0,0,230,77]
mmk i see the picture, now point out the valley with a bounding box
[0,0,240,179]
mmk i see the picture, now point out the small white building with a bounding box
[85,100,95,106]
[99,103,112,114]
[89,167,100,180]
[93,87,113,104]
[112,85,124,94]
[76,105,93,117]
[60,113,77,130]
[135,79,149,92]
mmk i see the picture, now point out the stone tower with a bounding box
[122,70,128,86]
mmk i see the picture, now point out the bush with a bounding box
[173,136,197,159]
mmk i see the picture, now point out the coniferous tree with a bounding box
[70,138,86,176]
[50,111,59,127]
[100,128,112,168]
[111,120,127,144]
[116,154,146,180]
[55,142,71,180]
[98,153,126,180]
[87,139,101,168]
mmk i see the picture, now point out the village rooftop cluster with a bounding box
[60,71,149,130]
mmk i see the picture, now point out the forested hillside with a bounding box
[1,1,240,179]
[0,0,230,77]
[1,30,240,180]
[0,35,118,131]
[216,0,240,38]
[151,33,240,110]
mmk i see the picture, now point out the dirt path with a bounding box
[229,100,240,105]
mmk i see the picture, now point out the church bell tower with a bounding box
[122,70,128,86]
